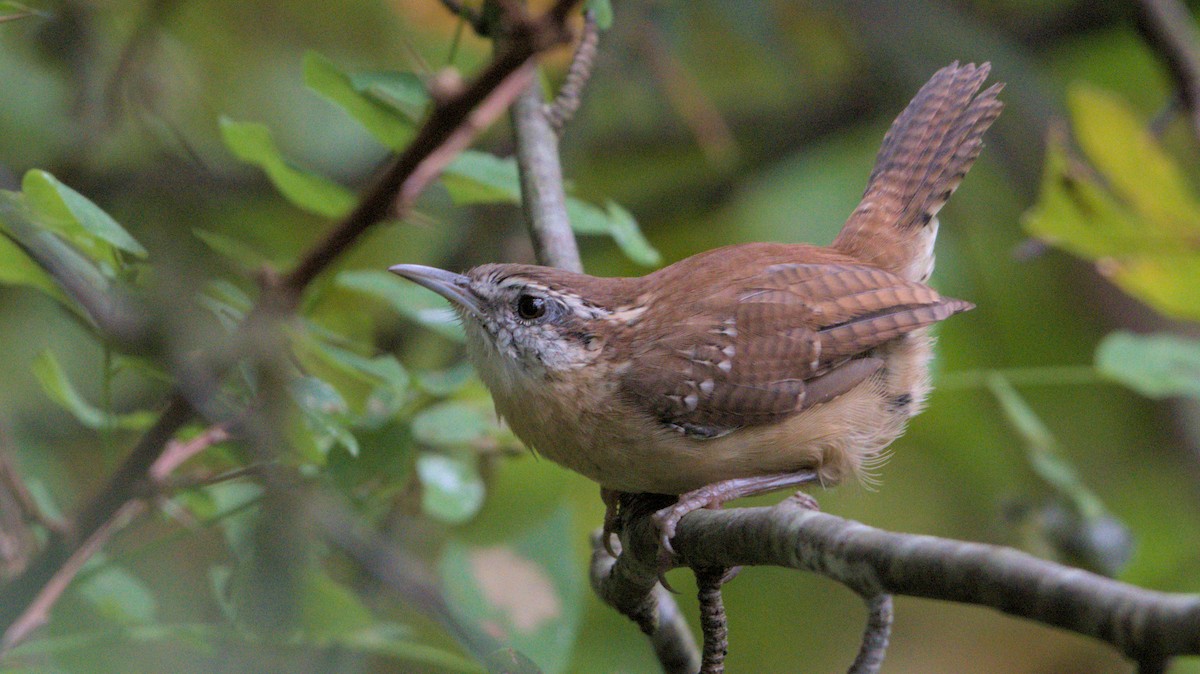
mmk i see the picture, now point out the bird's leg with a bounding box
[654,471,821,557]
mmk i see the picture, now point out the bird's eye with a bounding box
[516,294,547,320]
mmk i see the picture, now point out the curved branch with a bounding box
[590,531,700,674]
[598,497,1200,670]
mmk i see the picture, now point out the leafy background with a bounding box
[1,1,1199,673]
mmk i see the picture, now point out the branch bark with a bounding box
[594,496,1200,670]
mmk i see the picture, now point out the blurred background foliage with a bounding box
[0,0,1199,672]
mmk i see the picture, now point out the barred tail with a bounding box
[834,62,1004,282]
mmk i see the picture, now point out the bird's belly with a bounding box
[498,332,934,495]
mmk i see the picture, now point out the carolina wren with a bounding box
[390,62,1002,552]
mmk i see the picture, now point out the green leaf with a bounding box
[31,350,157,431]
[416,452,485,524]
[304,51,415,150]
[597,200,660,266]
[414,361,476,396]
[219,118,356,218]
[336,269,465,342]
[297,332,410,428]
[0,224,69,304]
[1022,86,1200,321]
[1096,331,1200,399]
[77,564,157,626]
[290,375,359,457]
[299,569,375,639]
[1069,86,1200,236]
[412,401,490,446]
[441,508,582,674]
[349,71,429,122]
[442,152,659,266]
[583,0,613,29]
[193,229,271,270]
[485,648,544,674]
[0,191,112,312]
[986,374,1106,521]
[443,151,523,204]
[22,169,147,260]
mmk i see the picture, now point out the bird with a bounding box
[390,62,1003,558]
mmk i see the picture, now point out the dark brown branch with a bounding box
[604,498,1200,670]
[0,0,583,647]
[1135,0,1200,139]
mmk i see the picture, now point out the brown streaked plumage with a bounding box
[389,62,1003,551]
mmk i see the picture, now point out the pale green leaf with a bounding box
[31,350,157,431]
[193,229,271,269]
[290,375,359,457]
[1069,85,1200,236]
[78,564,157,626]
[349,71,429,122]
[300,569,375,639]
[0,227,69,304]
[219,118,356,217]
[443,151,522,204]
[22,169,147,259]
[412,401,490,446]
[1096,331,1200,399]
[599,200,660,265]
[304,51,414,150]
[416,452,485,524]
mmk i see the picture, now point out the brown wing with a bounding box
[620,262,971,438]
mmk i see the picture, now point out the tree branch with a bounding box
[598,496,1200,671]
[511,75,583,272]
[0,0,583,646]
[590,532,700,674]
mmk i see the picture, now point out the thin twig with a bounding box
[849,594,893,674]
[1135,0,1200,140]
[604,498,1200,668]
[0,500,145,655]
[696,567,730,674]
[544,10,599,133]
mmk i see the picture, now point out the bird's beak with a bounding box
[388,264,484,318]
